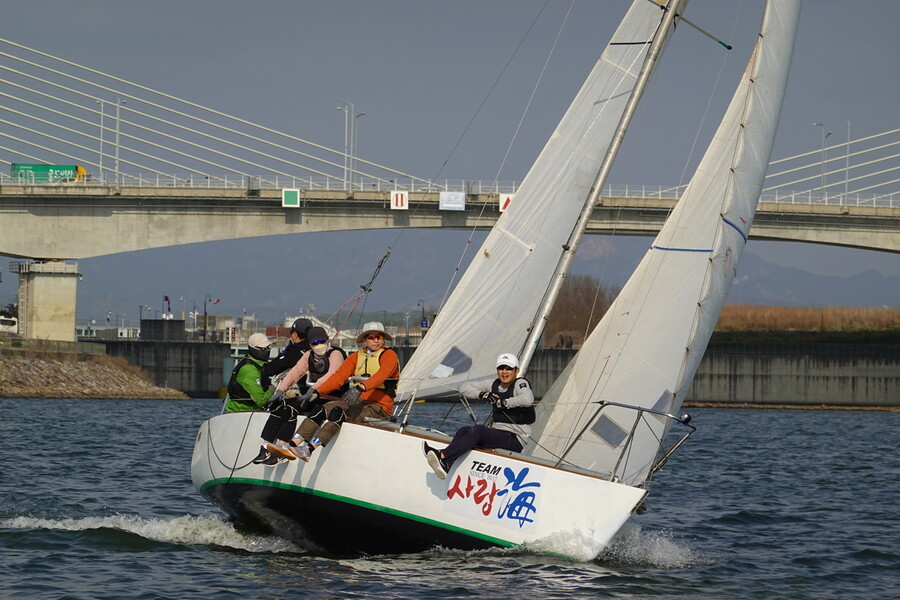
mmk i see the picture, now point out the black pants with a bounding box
[260,396,324,442]
[442,425,522,467]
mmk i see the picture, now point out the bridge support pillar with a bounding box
[14,261,80,342]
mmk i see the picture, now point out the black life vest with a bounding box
[306,346,349,394]
[490,377,536,425]
[227,356,264,404]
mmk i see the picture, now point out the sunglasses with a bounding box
[311,338,327,345]
[366,334,383,341]
[497,365,516,371]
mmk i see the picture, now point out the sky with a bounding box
[1,1,898,323]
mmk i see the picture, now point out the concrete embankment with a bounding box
[397,331,900,409]
[0,344,188,400]
[3,331,897,406]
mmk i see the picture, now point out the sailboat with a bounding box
[191,0,800,560]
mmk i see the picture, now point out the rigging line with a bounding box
[433,0,567,314]
[675,14,733,50]
[642,0,735,50]
[359,249,392,294]
[341,248,392,334]
[428,1,551,189]
[674,0,744,190]
[376,1,554,315]
[323,294,364,342]
[491,0,573,189]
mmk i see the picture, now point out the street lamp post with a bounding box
[813,122,831,202]
[96,100,105,180]
[338,102,350,189]
[844,120,851,207]
[351,110,365,189]
[114,94,126,186]
[337,100,364,190]
[404,311,410,346]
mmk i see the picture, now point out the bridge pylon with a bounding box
[12,260,80,342]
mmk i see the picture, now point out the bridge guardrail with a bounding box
[1,174,897,208]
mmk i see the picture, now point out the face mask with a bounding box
[311,342,328,356]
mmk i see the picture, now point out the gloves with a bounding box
[262,389,284,411]
[297,388,319,412]
[342,384,366,406]
[478,390,500,403]
[493,396,508,410]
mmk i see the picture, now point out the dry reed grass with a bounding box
[716,305,900,332]
[89,353,156,383]
[546,275,899,343]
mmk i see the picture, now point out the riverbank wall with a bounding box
[2,333,897,406]
[101,339,232,398]
[397,332,900,409]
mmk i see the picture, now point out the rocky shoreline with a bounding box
[0,355,188,400]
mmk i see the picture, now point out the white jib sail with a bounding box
[398,1,678,400]
[525,0,802,487]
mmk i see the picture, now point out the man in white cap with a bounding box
[224,333,275,413]
[422,352,534,479]
[288,321,400,460]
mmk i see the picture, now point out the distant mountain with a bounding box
[57,231,900,327]
[726,254,900,307]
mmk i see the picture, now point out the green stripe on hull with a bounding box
[201,477,518,548]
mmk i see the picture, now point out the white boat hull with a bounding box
[191,412,646,560]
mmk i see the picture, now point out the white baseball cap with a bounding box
[496,353,520,369]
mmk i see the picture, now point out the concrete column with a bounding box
[16,261,80,341]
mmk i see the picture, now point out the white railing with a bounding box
[1,174,897,208]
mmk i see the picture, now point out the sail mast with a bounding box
[518,0,685,373]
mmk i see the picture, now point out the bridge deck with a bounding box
[1,185,898,260]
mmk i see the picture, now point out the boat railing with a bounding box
[581,401,697,484]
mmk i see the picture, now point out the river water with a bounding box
[2,397,897,599]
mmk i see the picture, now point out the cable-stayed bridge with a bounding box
[2,35,898,254]
[1,37,898,340]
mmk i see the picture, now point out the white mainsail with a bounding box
[398,0,680,400]
[525,1,802,487]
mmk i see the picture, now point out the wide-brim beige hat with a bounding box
[356,321,392,343]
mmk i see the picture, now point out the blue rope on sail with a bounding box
[722,216,749,242]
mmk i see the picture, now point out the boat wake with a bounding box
[596,521,709,569]
[1,514,301,554]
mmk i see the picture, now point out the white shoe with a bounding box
[289,442,311,462]
[266,442,296,460]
